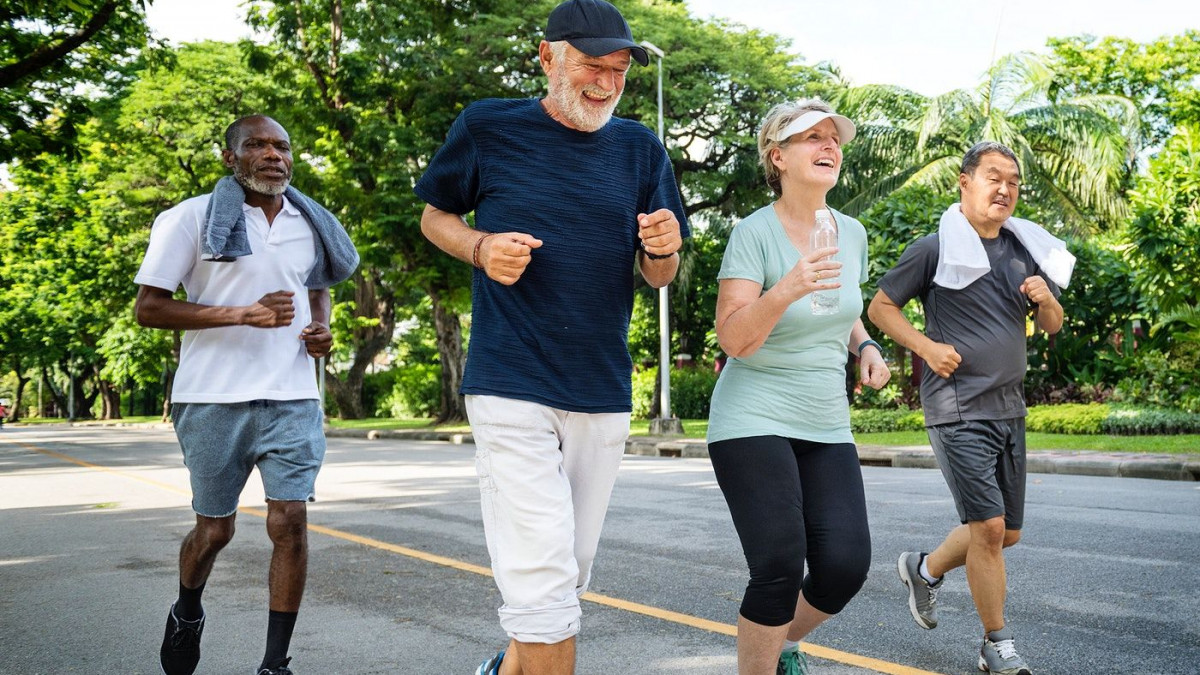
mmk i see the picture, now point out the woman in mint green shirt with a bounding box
[707,100,890,675]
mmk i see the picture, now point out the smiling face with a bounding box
[959,151,1021,229]
[223,116,293,197]
[771,117,843,194]
[540,41,630,132]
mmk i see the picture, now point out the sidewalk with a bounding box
[320,427,1200,482]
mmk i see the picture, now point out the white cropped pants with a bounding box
[465,395,631,644]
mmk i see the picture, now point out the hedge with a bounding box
[849,408,925,433]
[850,403,1200,435]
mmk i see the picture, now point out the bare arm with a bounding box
[419,204,542,286]
[715,247,841,358]
[135,285,295,331]
[848,318,891,390]
[300,288,332,358]
[1021,275,1063,335]
[867,289,961,378]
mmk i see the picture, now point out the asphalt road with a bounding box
[1,427,1197,674]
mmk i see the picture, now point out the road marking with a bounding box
[5,437,943,675]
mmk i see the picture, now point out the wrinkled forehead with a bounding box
[234,117,290,146]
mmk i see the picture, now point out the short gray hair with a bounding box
[961,141,1021,178]
[757,99,836,196]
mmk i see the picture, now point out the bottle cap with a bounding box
[815,208,832,220]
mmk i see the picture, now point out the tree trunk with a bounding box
[76,374,97,420]
[648,369,662,419]
[429,289,466,423]
[9,363,29,423]
[42,366,66,417]
[326,270,395,419]
[95,364,121,420]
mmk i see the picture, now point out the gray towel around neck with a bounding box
[202,175,360,289]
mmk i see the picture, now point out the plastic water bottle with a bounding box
[810,209,839,315]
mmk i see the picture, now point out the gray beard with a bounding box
[549,66,619,132]
[234,167,289,196]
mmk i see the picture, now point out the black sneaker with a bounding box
[160,603,204,675]
[257,656,294,675]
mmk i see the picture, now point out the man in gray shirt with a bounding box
[868,142,1063,675]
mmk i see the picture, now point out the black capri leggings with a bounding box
[709,435,871,626]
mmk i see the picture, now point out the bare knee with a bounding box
[193,514,236,551]
[969,517,1007,550]
[267,501,308,550]
[1002,528,1022,548]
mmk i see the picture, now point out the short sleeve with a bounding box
[877,234,938,308]
[717,218,767,286]
[414,108,482,215]
[134,204,200,292]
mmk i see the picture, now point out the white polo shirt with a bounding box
[135,194,319,403]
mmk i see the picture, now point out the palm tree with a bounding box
[830,52,1139,233]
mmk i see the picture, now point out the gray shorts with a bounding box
[927,417,1026,530]
[172,399,326,518]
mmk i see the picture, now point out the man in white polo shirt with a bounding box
[135,115,355,675]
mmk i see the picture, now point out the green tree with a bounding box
[1125,125,1200,321]
[0,152,146,418]
[246,0,826,421]
[1048,31,1200,150]
[1,0,154,161]
[833,53,1139,233]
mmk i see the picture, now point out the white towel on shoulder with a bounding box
[933,203,1075,290]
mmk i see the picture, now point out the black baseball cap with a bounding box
[546,0,649,66]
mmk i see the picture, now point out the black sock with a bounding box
[260,610,298,670]
[175,581,206,622]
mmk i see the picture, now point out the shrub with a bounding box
[631,368,656,419]
[361,368,403,418]
[384,362,441,418]
[1102,406,1200,435]
[632,366,719,419]
[1113,345,1200,414]
[670,368,719,419]
[850,408,925,433]
[1025,403,1108,434]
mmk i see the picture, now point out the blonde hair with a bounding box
[757,98,837,196]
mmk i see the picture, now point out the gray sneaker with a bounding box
[897,551,940,629]
[978,627,1032,674]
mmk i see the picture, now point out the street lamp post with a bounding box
[640,41,683,436]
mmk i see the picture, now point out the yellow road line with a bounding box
[4,438,943,675]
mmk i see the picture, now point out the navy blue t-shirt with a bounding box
[414,98,689,412]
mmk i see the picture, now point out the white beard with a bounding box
[548,63,621,132]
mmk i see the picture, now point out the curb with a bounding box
[13,423,1199,482]
[328,428,1200,482]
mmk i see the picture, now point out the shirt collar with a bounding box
[241,194,300,216]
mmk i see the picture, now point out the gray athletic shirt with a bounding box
[877,230,1060,426]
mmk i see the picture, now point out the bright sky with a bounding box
[145,0,1200,96]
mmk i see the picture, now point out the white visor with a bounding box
[772,110,856,145]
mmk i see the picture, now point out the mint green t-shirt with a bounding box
[707,204,868,445]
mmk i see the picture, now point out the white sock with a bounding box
[781,639,800,654]
[919,555,941,585]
